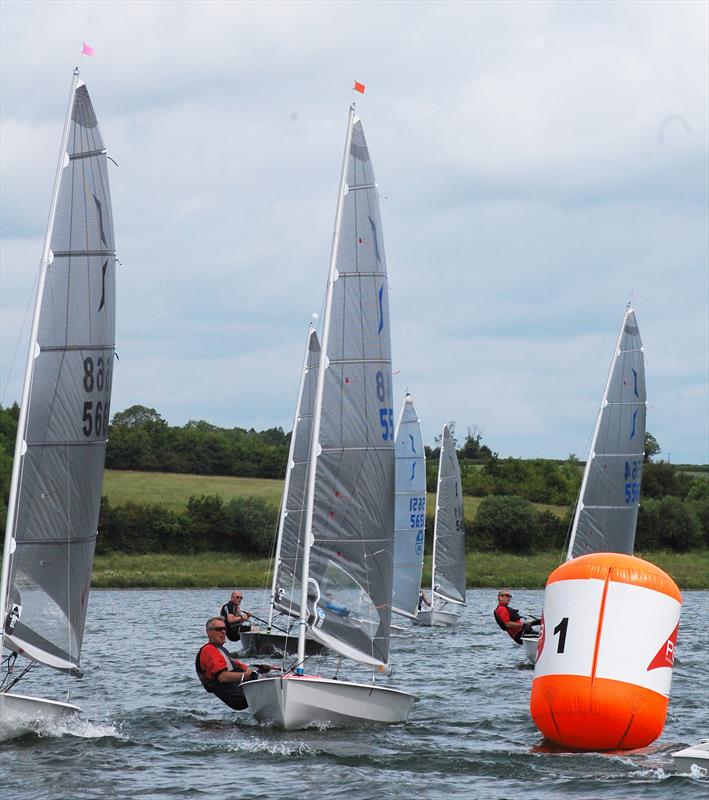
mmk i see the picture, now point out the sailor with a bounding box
[418,590,432,611]
[195,617,273,710]
[220,590,252,642]
[493,589,540,644]
[322,592,350,617]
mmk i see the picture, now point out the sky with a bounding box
[0,0,707,463]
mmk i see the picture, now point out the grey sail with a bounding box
[1,79,116,674]
[567,307,646,560]
[432,425,466,604]
[273,328,320,618]
[305,116,395,667]
[392,393,426,619]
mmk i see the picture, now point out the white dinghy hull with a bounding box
[0,692,80,741]
[415,608,460,627]
[521,635,539,664]
[242,676,416,730]
[672,740,709,775]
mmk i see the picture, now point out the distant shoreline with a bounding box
[92,550,709,591]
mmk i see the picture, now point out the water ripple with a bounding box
[1,588,706,800]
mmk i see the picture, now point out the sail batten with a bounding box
[567,307,646,560]
[0,75,115,674]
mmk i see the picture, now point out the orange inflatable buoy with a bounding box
[530,552,682,750]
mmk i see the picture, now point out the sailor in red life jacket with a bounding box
[196,617,276,710]
[493,589,540,644]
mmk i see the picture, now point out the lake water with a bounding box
[1,588,707,799]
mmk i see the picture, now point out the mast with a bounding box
[295,106,356,673]
[430,424,446,601]
[0,69,80,641]
[566,304,633,561]
[268,324,313,631]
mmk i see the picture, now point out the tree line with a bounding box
[0,403,706,554]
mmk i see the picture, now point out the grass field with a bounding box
[91,549,709,590]
[102,470,568,519]
[102,470,284,511]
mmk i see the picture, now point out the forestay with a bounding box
[305,117,395,668]
[273,328,320,618]
[566,307,646,560]
[432,425,465,605]
[392,393,426,619]
[2,80,116,674]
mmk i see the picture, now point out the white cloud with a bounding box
[1,0,707,463]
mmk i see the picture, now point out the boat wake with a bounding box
[1,714,123,742]
[226,735,311,756]
[39,715,123,740]
[626,766,670,781]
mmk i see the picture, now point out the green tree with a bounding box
[0,403,20,530]
[112,405,166,428]
[471,495,540,552]
[186,494,230,551]
[641,462,694,500]
[225,497,278,556]
[460,426,493,460]
[684,479,709,547]
[655,496,703,551]
[644,432,661,463]
[536,509,570,551]
[635,499,661,550]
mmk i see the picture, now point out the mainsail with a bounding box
[299,109,395,669]
[431,425,466,605]
[392,393,426,619]
[0,73,116,675]
[272,327,320,619]
[566,307,646,560]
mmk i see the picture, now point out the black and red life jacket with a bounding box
[494,605,524,643]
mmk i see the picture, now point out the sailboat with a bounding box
[415,424,466,627]
[239,326,324,658]
[391,393,426,621]
[242,105,416,729]
[522,304,646,663]
[0,69,116,739]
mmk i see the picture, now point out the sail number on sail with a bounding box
[624,459,642,504]
[376,370,394,441]
[82,354,112,437]
[409,496,425,529]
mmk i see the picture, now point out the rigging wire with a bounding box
[0,266,41,407]
[0,653,34,694]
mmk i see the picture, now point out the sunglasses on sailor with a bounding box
[209,626,227,632]
[499,593,511,598]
